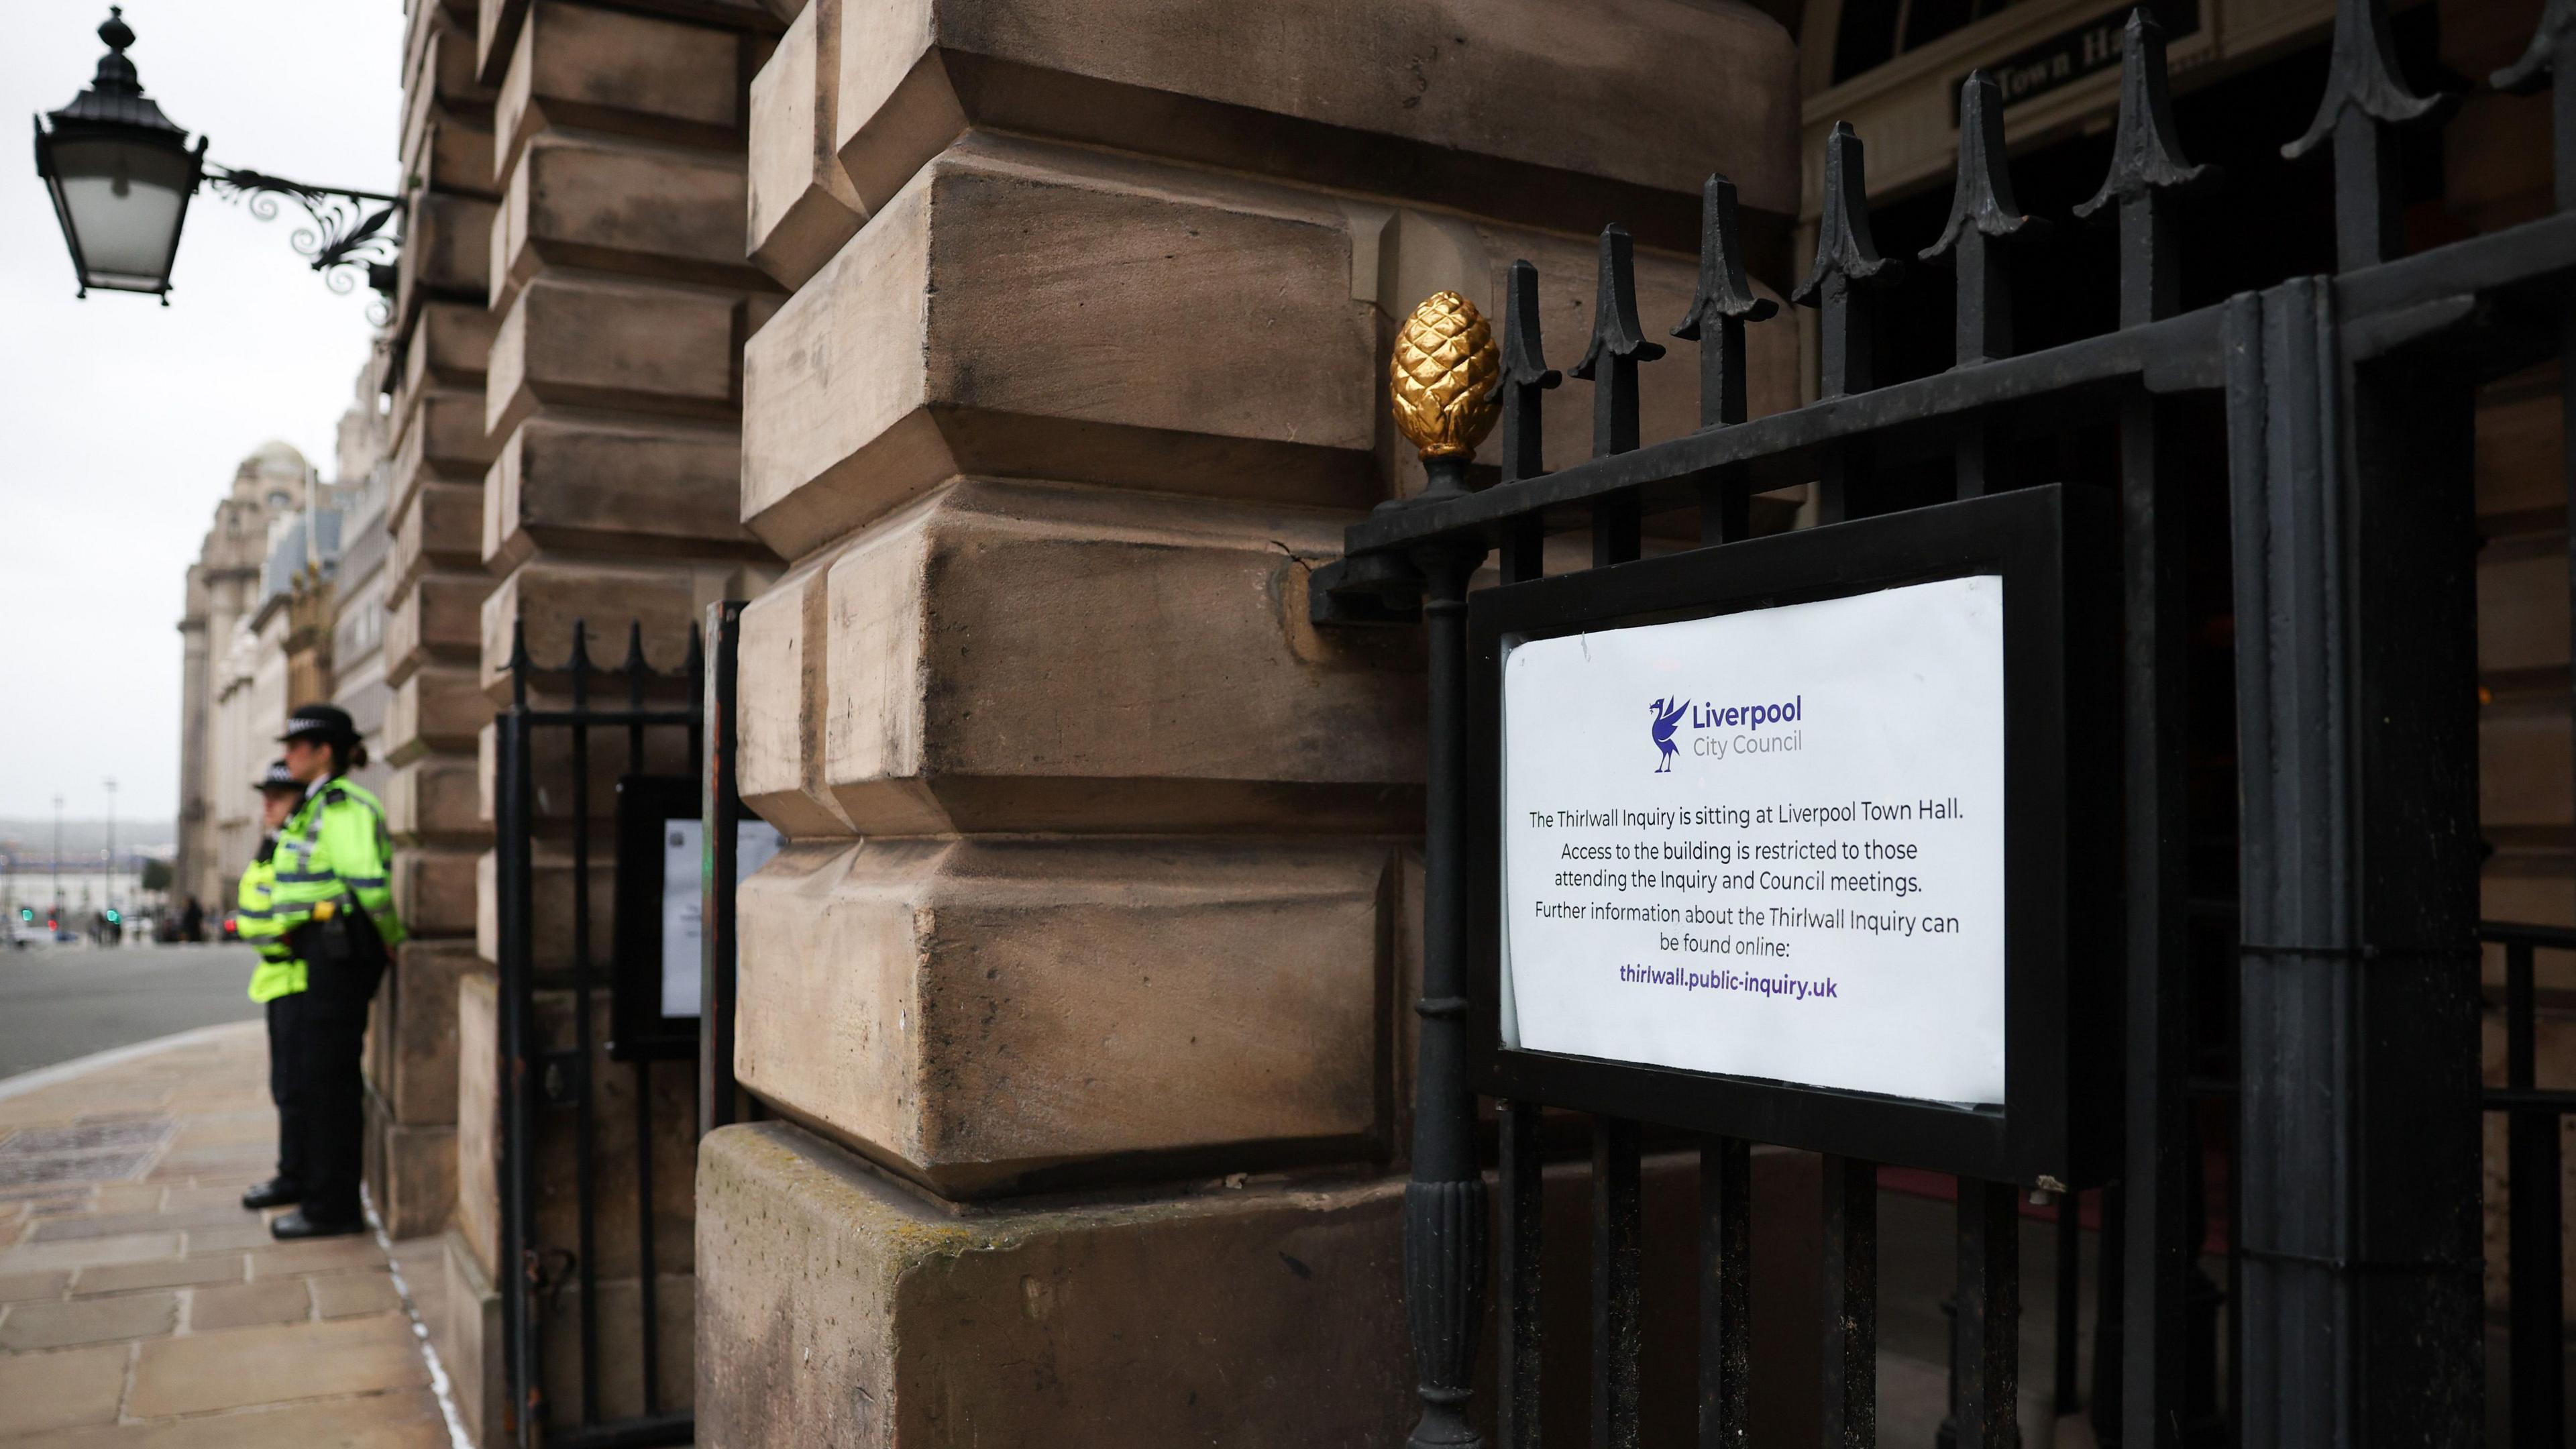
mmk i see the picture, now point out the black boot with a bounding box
[240,1177,301,1210]
[269,1208,366,1240]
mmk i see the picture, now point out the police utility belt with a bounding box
[292,892,388,975]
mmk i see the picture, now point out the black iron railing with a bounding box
[1321,0,2576,1435]
[494,619,703,1449]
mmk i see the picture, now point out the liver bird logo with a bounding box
[1649,698,1690,772]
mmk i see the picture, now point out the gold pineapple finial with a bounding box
[1391,291,1501,466]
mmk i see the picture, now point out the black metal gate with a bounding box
[494,615,727,1449]
[1320,0,2576,1437]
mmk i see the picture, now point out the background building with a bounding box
[173,439,310,911]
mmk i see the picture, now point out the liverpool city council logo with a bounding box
[1648,697,1690,773]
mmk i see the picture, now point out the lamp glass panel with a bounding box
[46,135,193,291]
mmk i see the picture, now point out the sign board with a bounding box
[1468,486,2118,1185]
[611,775,781,1061]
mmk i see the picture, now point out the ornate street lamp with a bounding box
[33,8,400,304]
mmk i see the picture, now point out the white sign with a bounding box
[1501,574,2007,1106]
[659,818,782,1017]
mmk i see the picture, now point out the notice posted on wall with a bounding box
[659,817,783,1018]
[1501,574,2006,1106]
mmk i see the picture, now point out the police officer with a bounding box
[264,704,407,1240]
[235,760,311,1212]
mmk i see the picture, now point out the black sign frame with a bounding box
[610,773,702,1063]
[1464,485,2120,1186]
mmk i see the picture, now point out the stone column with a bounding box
[439,1,784,1441]
[700,1,1802,1441]
[376,0,500,1421]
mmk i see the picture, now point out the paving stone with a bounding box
[184,1223,279,1254]
[0,1342,129,1435]
[190,1277,311,1330]
[0,1268,70,1302]
[73,1255,244,1295]
[309,1271,405,1320]
[1,1387,455,1448]
[247,1238,391,1277]
[0,1289,178,1348]
[28,1205,259,1242]
[127,1313,430,1417]
[0,1233,182,1274]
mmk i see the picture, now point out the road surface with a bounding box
[0,942,263,1079]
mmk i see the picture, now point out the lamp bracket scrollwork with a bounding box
[203,164,402,313]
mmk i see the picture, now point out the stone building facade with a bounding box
[338,0,2576,1440]
[174,440,313,913]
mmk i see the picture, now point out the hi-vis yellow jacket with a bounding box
[234,843,305,1002]
[268,777,407,953]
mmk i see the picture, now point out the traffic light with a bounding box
[15,907,29,923]
[103,908,121,925]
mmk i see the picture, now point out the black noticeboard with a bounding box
[610,774,700,1063]
[1466,484,2120,1187]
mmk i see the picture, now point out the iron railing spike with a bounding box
[1489,259,1563,484]
[2283,0,2453,159]
[2494,0,2576,91]
[683,619,704,687]
[1792,122,1898,305]
[1794,122,1900,402]
[1923,72,2045,264]
[623,619,647,674]
[1674,174,1778,431]
[1568,224,1666,456]
[2076,11,2210,220]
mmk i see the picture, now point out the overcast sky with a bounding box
[0,1,404,822]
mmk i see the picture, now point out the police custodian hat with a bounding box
[254,759,301,792]
[279,704,358,745]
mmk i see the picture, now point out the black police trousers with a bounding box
[298,957,386,1224]
[263,993,309,1188]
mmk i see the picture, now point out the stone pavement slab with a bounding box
[0,1022,456,1446]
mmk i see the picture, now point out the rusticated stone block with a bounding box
[735,553,855,839]
[387,664,490,757]
[2479,543,2567,676]
[471,713,696,830]
[734,837,1394,1196]
[472,845,614,971]
[484,414,761,572]
[392,385,500,480]
[2483,701,2569,831]
[363,1099,458,1240]
[398,302,500,400]
[748,0,863,289]
[492,132,770,305]
[390,481,484,590]
[698,1122,1823,1448]
[404,0,493,117]
[370,938,480,1127]
[494,0,746,175]
[832,0,1796,242]
[741,138,1379,557]
[478,555,759,696]
[436,1227,507,1449]
[403,106,498,202]
[389,754,483,846]
[458,973,500,1278]
[386,572,490,678]
[486,273,745,440]
[453,969,696,1279]
[734,480,1419,836]
[396,844,483,938]
[698,1121,1410,1447]
[538,1273,696,1430]
[2478,371,2564,521]
[393,191,497,320]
